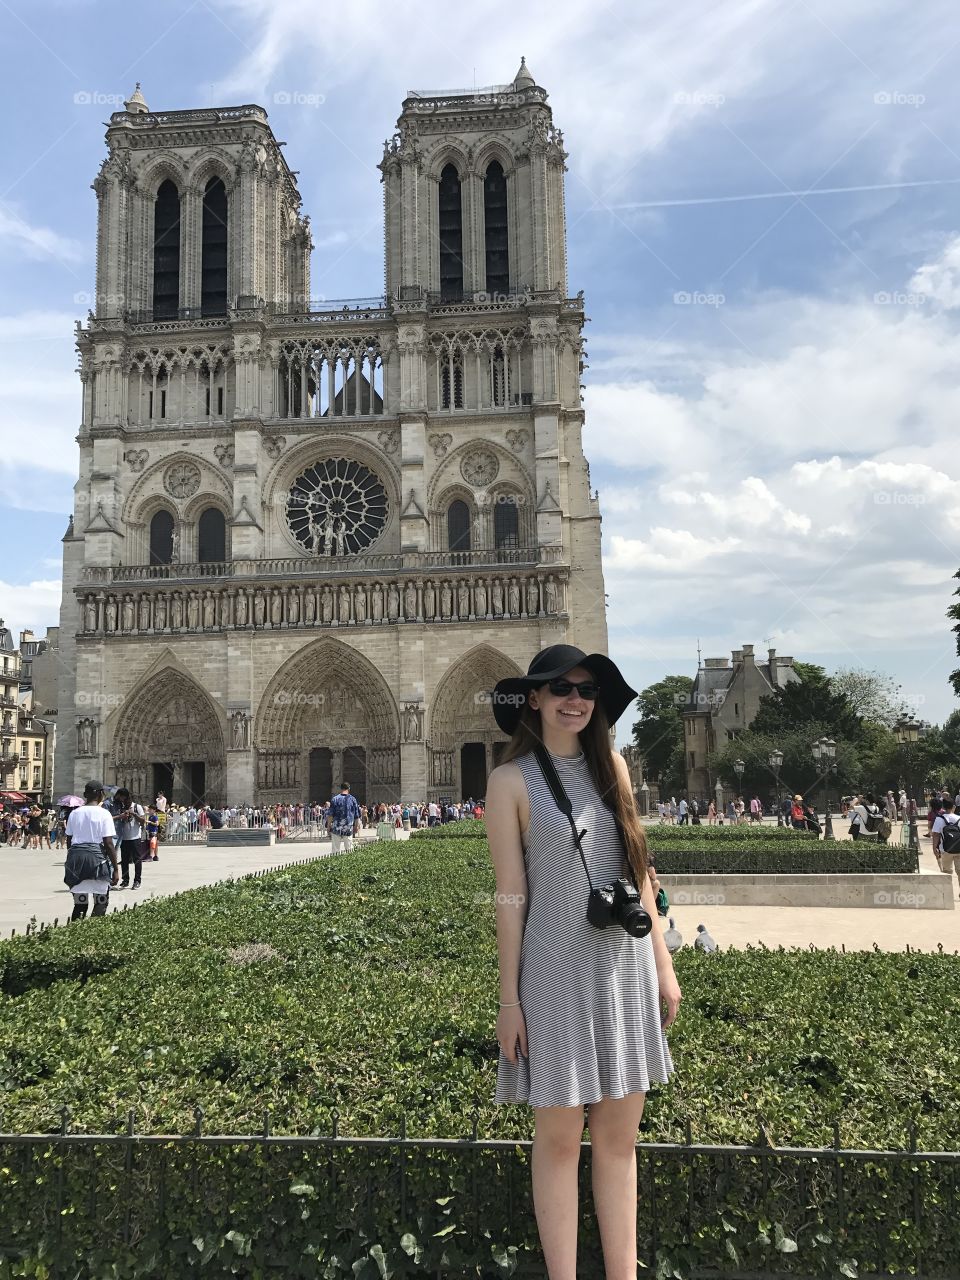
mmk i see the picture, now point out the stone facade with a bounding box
[55,64,609,806]
[683,643,799,802]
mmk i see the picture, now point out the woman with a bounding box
[706,799,717,825]
[486,644,680,1279]
[64,780,119,919]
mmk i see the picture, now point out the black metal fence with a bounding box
[1,1109,958,1278]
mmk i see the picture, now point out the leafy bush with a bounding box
[647,824,818,844]
[650,846,917,874]
[0,837,957,1277]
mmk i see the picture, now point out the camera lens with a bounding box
[618,901,653,939]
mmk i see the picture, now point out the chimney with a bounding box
[742,643,755,664]
[731,649,742,664]
[703,658,729,669]
[768,647,776,663]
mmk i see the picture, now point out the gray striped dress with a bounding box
[495,748,675,1108]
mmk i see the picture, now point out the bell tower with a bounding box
[379,58,569,300]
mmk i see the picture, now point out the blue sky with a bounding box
[2,0,960,741]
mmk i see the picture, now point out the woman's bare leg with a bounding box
[586,1093,646,1280]
[531,1104,585,1280]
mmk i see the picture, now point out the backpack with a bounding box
[940,815,960,854]
[863,807,884,833]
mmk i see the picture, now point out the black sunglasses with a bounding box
[546,679,600,700]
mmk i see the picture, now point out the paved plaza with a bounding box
[2,821,958,954]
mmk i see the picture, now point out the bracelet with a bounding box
[499,1001,521,1007]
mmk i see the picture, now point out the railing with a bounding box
[80,545,564,585]
[0,1112,956,1277]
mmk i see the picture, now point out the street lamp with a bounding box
[811,736,837,839]
[733,757,745,806]
[31,716,57,806]
[769,748,784,826]
[895,717,922,852]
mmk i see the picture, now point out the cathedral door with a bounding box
[342,745,367,804]
[309,747,332,803]
[460,742,486,800]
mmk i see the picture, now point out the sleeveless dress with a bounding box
[494,748,675,1108]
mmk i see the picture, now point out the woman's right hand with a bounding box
[496,1005,528,1064]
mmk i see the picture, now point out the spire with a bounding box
[124,82,149,114]
[513,56,536,89]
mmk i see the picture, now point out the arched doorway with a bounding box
[428,644,521,802]
[111,667,226,805]
[255,638,400,805]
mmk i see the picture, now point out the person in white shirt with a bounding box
[931,796,960,887]
[64,781,119,919]
[848,792,880,841]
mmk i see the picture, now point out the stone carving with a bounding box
[338,584,351,623]
[377,428,400,455]
[403,704,423,741]
[508,579,521,615]
[428,432,453,459]
[77,718,96,756]
[263,434,286,460]
[457,581,470,618]
[138,596,151,631]
[230,710,250,750]
[321,587,333,623]
[154,594,167,629]
[164,461,201,499]
[461,448,499,486]
[287,588,300,625]
[235,591,248,626]
[372,582,384,622]
[387,583,399,621]
[124,449,149,472]
[492,579,504,617]
[354,583,367,623]
[526,579,539,615]
[424,579,436,620]
[170,527,181,563]
[121,595,134,631]
[203,591,216,628]
[303,589,316,625]
[254,591,266,627]
[105,597,117,632]
[505,429,528,452]
[171,593,183,629]
[270,589,283,626]
[288,457,388,556]
[85,597,98,631]
[187,591,200,630]
[404,581,417,620]
[214,443,234,467]
[474,579,487,617]
[544,574,558,615]
[440,581,452,619]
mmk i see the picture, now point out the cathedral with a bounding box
[56,60,609,806]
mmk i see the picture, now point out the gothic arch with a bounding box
[472,138,518,179]
[136,153,189,199]
[122,452,232,527]
[188,150,239,195]
[426,438,533,511]
[428,643,522,745]
[109,664,227,803]
[424,143,472,183]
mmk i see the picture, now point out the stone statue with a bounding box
[457,581,470,618]
[404,581,417,620]
[506,579,519,615]
[287,589,300,625]
[270,590,283,626]
[544,575,558,615]
[203,592,216,628]
[121,595,134,631]
[187,592,200,630]
[440,581,452,619]
[235,591,248,626]
[424,580,436,620]
[138,596,151,631]
[254,591,266,626]
[84,597,98,631]
[334,519,346,557]
[372,583,384,622]
[170,528,181,563]
[354,584,367,623]
[526,579,539,615]
[321,510,334,556]
[232,712,248,749]
[474,579,487,617]
[321,587,333,623]
[105,597,117,631]
[303,589,316,625]
[171,593,183,629]
[338,584,351,622]
[405,706,420,740]
[77,719,93,755]
[155,594,167,630]
[387,584,399,621]
[492,578,504,617]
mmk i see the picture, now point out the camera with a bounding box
[587,877,653,938]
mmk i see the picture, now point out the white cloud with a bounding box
[0,207,84,264]
[910,234,960,311]
[0,311,82,475]
[0,581,62,642]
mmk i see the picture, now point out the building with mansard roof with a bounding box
[56,61,609,806]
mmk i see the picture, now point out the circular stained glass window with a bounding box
[286,458,388,555]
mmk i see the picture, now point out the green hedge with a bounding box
[0,838,957,1277]
[647,824,819,844]
[651,846,918,874]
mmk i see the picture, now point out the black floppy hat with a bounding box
[489,644,638,736]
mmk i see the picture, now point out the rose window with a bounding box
[286,458,388,555]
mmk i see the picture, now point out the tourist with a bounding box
[706,799,717,825]
[884,790,899,821]
[932,796,960,884]
[848,792,880,841]
[749,795,762,824]
[485,643,679,1278]
[145,805,160,859]
[112,787,145,890]
[326,781,361,853]
[726,798,737,825]
[677,797,688,825]
[64,780,119,920]
[790,795,806,829]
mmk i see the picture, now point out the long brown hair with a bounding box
[500,691,649,887]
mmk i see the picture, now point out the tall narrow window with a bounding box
[149,510,175,565]
[447,500,471,553]
[198,507,226,564]
[201,177,228,317]
[438,164,464,301]
[153,180,181,320]
[484,160,509,295]
[441,354,463,410]
[494,498,519,549]
[491,346,507,406]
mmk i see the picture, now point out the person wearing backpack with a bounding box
[849,792,882,841]
[931,796,960,888]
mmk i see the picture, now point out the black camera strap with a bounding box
[532,743,635,895]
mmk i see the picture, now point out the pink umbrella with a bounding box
[58,794,84,807]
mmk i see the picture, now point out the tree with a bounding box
[751,668,864,743]
[829,667,906,728]
[949,568,960,697]
[631,675,692,795]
